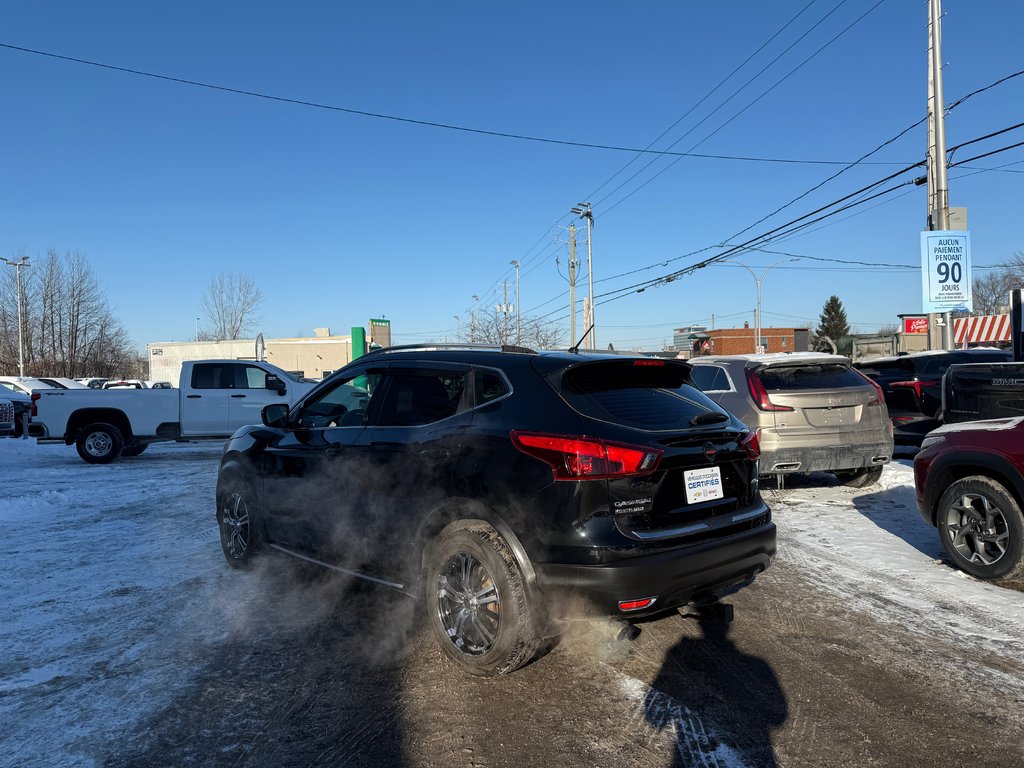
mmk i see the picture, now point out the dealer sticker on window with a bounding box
[684,466,724,505]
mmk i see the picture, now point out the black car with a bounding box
[215,345,775,676]
[856,348,1011,445]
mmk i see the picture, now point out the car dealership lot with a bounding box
[2,439,1023,768]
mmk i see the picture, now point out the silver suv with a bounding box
[689,353,893,486]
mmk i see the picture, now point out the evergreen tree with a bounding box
[817,295,850,344]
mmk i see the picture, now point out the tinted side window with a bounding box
[557,361,725,430]
[376,371,466,427]
[759,364,866,390]
[690,365,731,392]
[857,359,913,377]
[192,364,232,389]
[297,373,380,428]
[475,369,509,405]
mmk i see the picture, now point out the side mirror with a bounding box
[261,403,290,429]
[266,374,286,395]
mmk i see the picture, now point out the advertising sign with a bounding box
[921,230,972,313]
[903,317,928,335]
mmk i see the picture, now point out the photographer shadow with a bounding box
[643,608,787,768]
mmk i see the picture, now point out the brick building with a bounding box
[691,323,810,356]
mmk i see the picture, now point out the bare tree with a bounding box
[200,272,263,340]
[463,310,566,350]
[971,270,1013,315]
[0,249,137,376]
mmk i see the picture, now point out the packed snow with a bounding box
[1,437,1022,767]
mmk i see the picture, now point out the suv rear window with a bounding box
[758,363,865,391]
[556,361,725,429]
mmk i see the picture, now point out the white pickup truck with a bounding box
[33,359,320,463]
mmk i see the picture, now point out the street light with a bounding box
[1,256,31,376]
[509,259,520,345]
[453,314,460,342]
[730,258,797,354]
[471,295,480,341]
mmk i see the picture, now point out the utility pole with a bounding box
[927,0,953,349]
[1,255,31,376]
[509,259,520,345]
[568,222,578,345]
[572,203,594,349]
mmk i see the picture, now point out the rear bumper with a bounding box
[759,432,892,473]
[533,521,776,618]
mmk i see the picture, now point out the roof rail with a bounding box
[360,343,537,358]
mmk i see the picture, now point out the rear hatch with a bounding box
[548,358,763,540]
[751,359,881,436]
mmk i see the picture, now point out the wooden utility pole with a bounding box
[569,223,577,345]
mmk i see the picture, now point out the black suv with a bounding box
[215,346,775,676]
[856,348,1010,445]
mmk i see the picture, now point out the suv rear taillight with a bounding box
[740,429,760,461]
[891,380,937,401]
[30,392,40,417]
[510,431,663,480]
[854,369,886,406]
[745,369,794,412]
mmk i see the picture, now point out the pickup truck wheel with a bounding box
[834,466,883,488]
[217,482,263,568]
[426,524,540,677]
[936,476,1024,581]
[75,422,124,464]
[121,441,148,457]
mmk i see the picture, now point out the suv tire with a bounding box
[217,479,264,569]
[936,476,1024,581]
[835,466,883,488]
[75,422,124,464]
[426,523,540,677]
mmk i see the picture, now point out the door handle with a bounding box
[231,394,247,398]
[186,395,201,399]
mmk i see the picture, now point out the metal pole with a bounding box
[569,223,577,345]
[928,0,953,349]
[471,295,479,342]
[585,210,594,349]
[510,259,520,345]
[731,259,794,353]
[2,256,30,376]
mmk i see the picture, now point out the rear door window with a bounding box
[690,365,732,392]
[758,363,866,391]
[375,368,469,427]
[556,361,726,429]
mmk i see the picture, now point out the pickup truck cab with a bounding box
[33,360,322,463]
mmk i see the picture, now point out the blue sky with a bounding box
[2,1,1022,351]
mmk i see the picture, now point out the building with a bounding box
[672,325,708,352]
[688,324,810,356]
[148,327,356,384]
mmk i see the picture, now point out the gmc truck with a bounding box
[32,360,348,463]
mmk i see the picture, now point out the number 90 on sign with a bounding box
[937,262,962,284]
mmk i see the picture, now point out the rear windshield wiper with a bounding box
[689,411,729,426]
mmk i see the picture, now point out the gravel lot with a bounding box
[2,438,1023,768]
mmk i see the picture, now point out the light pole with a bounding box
[1,256,31,376]
[195,316,200,340]
[471,295,480,342]
[453,315,460,342]
[509,259,520,345]
[730,258,797,354]
[571,202,594,349]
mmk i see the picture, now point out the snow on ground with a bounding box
[2,437,1023,767]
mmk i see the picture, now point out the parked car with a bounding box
[75,378,109,389]
[689,353,892,486]
[0,376,60,396]
[914,417,1024,581]
[216,346,775,676]
[33,359,321,463]
[855,348,1011,445]
[942,362,1024,425]
[0,398,14,437]
[35,377,91,389]
[0,389,41,437]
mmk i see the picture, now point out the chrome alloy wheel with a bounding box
[83,430,113,458]
[436,552,500,656]
[944,492,1011,567]
[220,492,250,559]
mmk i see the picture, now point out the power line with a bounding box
[0,41,915,168]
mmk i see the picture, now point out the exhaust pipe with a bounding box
[771,461,801,471]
